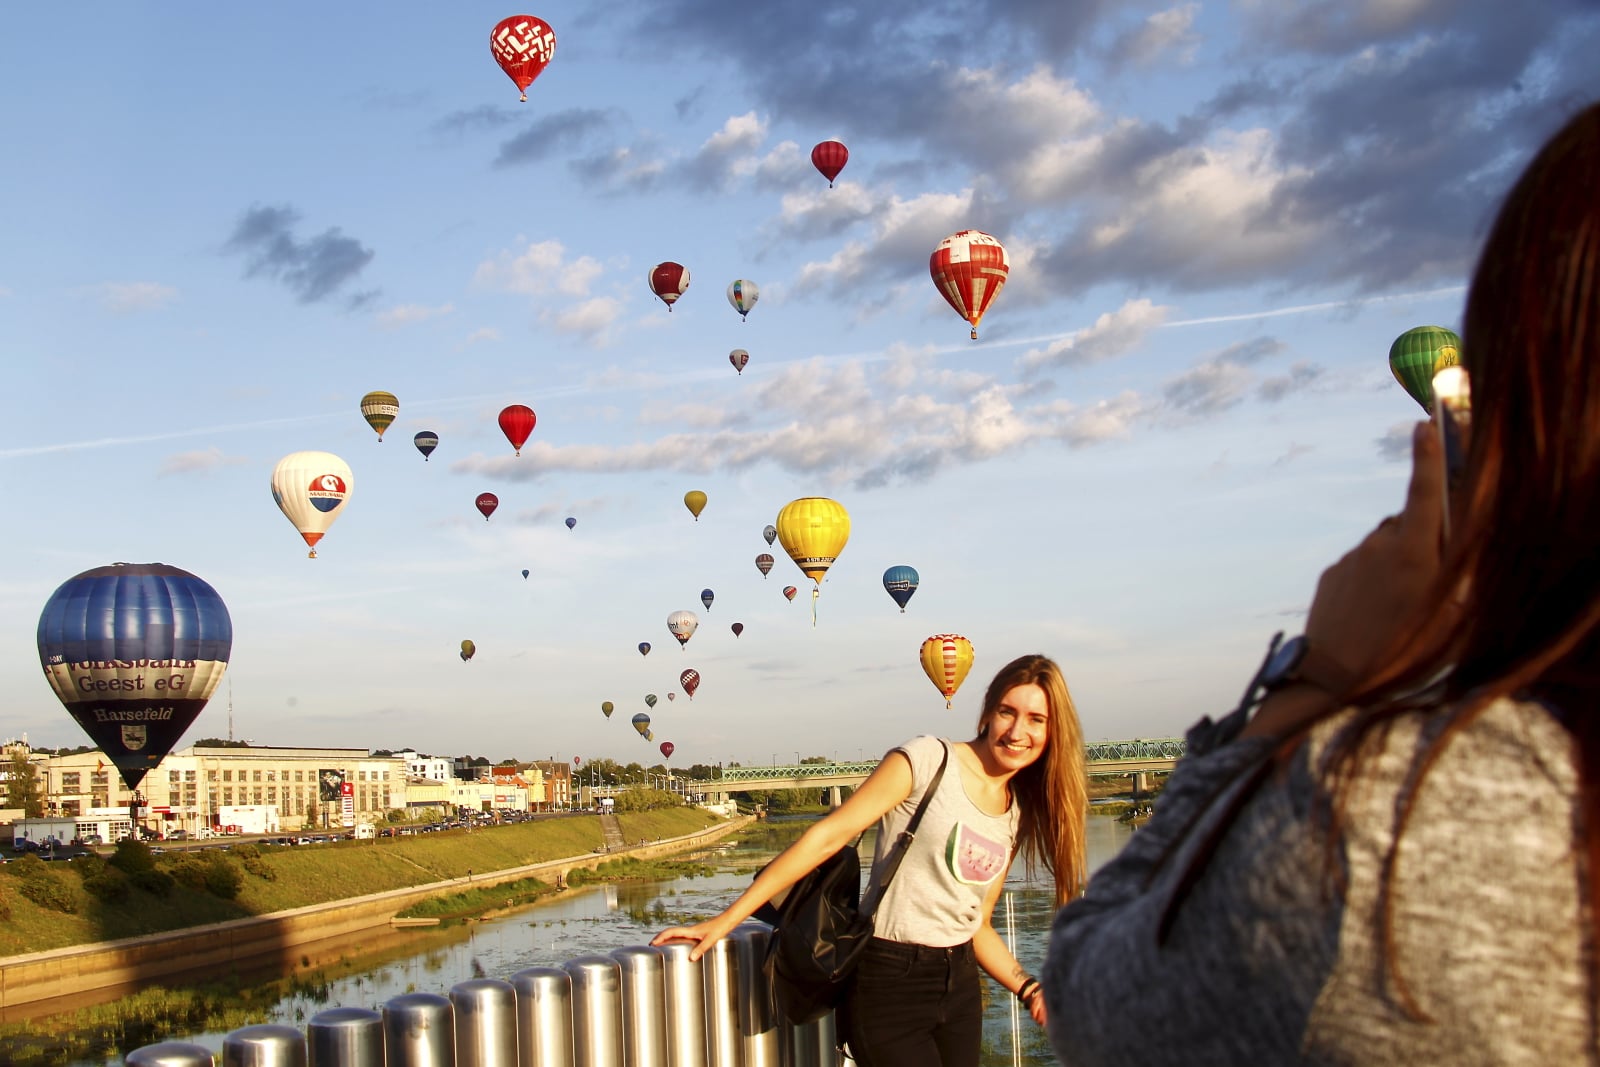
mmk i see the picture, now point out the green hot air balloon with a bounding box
[645,693,657,708]
[601,701,615,719]
[1389,326,1462,413]
[460,640,476,662]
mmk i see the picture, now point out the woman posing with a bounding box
[1044,102,1600,1064]
[654,653,1088,1067]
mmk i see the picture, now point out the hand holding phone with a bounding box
[1432,366,1471,541]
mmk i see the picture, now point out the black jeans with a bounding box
[843,937,982,1067]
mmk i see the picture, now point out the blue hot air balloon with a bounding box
[639,642,651,657]
[701,588,715,611]
[414,431,439,461]
[882,565,920,613]
[36,563,233,790]
[522,569,530,580]
[565,516,577,530]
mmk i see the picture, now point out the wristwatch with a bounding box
[1258,634,1353,697]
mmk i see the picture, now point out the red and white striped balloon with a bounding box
[929,231,1009,340]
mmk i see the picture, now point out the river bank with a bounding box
[0,809,749,1012]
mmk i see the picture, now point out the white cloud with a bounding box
[1019,298,1172,371]
[549,295,625,342]
[100,282,178,313]
[375,302,454,328]
[474,239,605,298]
[1108,4,1202,68]
[158,446,247,476]
[464,327,501,346]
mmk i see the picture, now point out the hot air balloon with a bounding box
[731,622,744,637]
[522,569,530,579]
[729,349,750,376]
[755,553,774,578]
[680,669,700,700]
[727,280,759,320]
[565,516,577,530]
[499,404,536,455]
[930,230,1010,340]
[667,610,699,648]
[573,756,581,767]
[37,563,232,790]
[601,700,614,718]
[776,497,852,624]
[783,586,798,602]
[660,741,675,760]
[684,490,707,521]
[667,692,676,702]
[646,730,655,741]
[921,634,975,710]
[645,693,657,708]
[490,14,555,102]
[1389,325,1462,413]
[414,431,439,461]
[476,493,499,521]
[763,524,778,546]
[883,565,920,613]
[701,588,715,611]
[461,639,477,662]
[638,642,651,657]
[360,390,399,441]
[649,262,690,310]
[631,712,651,738]
[271,451,353,559]
[811,140,848,187]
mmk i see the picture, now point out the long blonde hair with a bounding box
[975,654,1088,906]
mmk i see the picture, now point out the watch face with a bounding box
[1263,635,1308,687]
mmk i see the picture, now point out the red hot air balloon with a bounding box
[499,405,536,455]
[731,622,744,637]
[649,262,690,311]
[680,669,700,700]
[476,493,499,520]
[660,741,675,760]
[783,586,798,602]
[490,15,556,102]
[811,140,849,187]
[755,553,774,578]
[573,755,581,767]
[667,692,676,702]
[930,230,1010,340]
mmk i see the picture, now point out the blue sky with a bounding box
[3,3,1595,769]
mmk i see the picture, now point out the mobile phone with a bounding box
[1432,366,1471,540]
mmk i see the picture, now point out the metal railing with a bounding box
[124,921,844,1067]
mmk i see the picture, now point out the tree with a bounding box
[3,752,44,817]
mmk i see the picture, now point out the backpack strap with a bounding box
[861,740,950,916]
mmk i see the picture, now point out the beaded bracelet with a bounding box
[1016,977,1041,1004]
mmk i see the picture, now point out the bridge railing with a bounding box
[718,739,1187,782]
[127,922,843,1067]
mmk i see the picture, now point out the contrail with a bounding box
[2,284,1465,460]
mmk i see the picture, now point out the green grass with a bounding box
[0,809,722,957]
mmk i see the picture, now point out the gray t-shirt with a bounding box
[865,735,1021,947]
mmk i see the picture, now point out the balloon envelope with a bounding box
[573,756,581,767]
[460,639,476,662]
[490,14,556,101]
[498,405,536,455]
[730,348,749,375]
[783,586,798,601]
[37,563,232,790]
[930,230,1010,340]
[413,431,439,461]
[667,610,699,647]
[684,490,707,521]
[731,622,744,637]
[755,553,774,577]
[476,493,499,521]
[631,712,651,737]
[638,642,651,657]
[883,565,920,612]
[776,497,852,588]
[667,692,676,701]
[921,634,975,709]
[701,588,714,611]
[360,390,398,441]
[522,569,530,579]
[271,451,353,558]
[727,279,759,320]
[763,524,778,546]
[601,701,614,718]
[649,261,690,310]
[680,668,700,699]
[660,741,675,760]
[565,516,577,530]
[1389,325,1462,413]
[811,140,849,186]
[645,693,657,708]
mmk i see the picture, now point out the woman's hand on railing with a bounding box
[651,916,737,962]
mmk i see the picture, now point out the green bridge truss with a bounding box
[717,738,1186,782]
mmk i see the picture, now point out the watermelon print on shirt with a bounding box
[946,821,1008,886]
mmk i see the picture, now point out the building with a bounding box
[399,750,454,782]
[528,760,571,811]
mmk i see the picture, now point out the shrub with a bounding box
[203,857,244,900]
[230,844,276,882]
[16,871,77,913]
[4,854,45,879]
[0,884,10,922]
[612,788,683,813]
[165,854,208,892]
[131,868,175,897]
[109,839,156,876]
[82,868,132,903]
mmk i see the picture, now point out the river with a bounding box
[48,815,1135,1066]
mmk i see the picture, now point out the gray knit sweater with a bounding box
[1043,696,1595,1065]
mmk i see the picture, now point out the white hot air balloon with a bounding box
[667,610,700,649]
[271,451,354,558]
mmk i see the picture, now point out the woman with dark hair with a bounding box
[654,653,1088,1067]
[1043,102,1600,1064]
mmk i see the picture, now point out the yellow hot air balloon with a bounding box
[684,490,708,521]
[775,497,851,625]
[921,634,974,709]
[360,390,399,441]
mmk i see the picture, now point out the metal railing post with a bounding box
[654,940,710,1067]
[701,936,745,1067]
[730,923,783,1067]
[383,991,455,1067]
[612,945,670,1067]
[451,978,518,1067]
[511,966,575,1067]
[565,955,624,1067]
[308,1006,384,1067]
[126,1042,217,1066]
[222,1023,306,1066]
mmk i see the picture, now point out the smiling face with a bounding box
[979,682,1050,773]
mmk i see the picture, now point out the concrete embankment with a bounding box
[0,814,754,1011]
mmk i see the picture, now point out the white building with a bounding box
[399,750,454,782]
